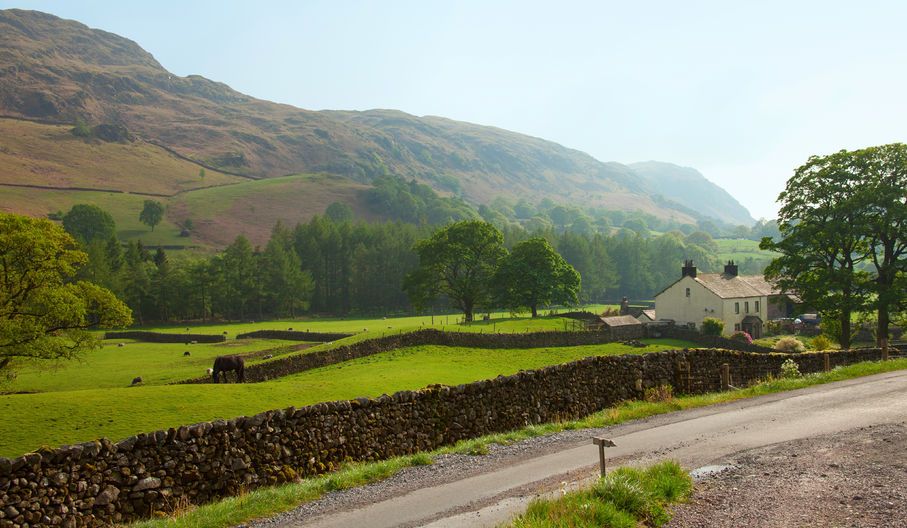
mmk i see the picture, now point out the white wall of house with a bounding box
[722,296,768,333]
[655,276,769,335]
[654,276,723,329]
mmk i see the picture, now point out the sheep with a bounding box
[206,368,214,376]
[263,354,273,359]
[183,351,191,357]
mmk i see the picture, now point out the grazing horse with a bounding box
[212,355,245,383]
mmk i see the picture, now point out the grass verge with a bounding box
[505,460,692,528]
[131,358,907,528]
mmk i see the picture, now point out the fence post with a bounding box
[824,353,830,372]
[720,363,730,391]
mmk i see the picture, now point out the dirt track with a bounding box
[245,370,907,528]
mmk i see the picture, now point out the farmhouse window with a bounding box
[734,323,740,331]
[755,300,760,312]
[685,288,690,297]
[735,302,739,314]
[745,301,750,313]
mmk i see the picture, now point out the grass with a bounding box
[714,238,776,261]
[506,460,692,527]
[129,358,907,528]
[0,338,690,457]
[4,338,294,392]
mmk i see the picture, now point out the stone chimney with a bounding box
[681,260,697,278]
[619,297,630,315]
[724,260,738,277]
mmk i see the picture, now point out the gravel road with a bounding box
[668,422,907,528]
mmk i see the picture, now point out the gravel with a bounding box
[668,422,907,528]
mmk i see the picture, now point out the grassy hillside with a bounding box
[0,9,710,226]
[0,118,244,194]
[0,338,692,457]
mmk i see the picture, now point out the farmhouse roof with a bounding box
[599,315,642,327]
[693,273,779,299]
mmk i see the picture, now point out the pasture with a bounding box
[0,328,692,457]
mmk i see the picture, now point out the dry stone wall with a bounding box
[0,346,890,527]
[235,330,354,342]
[103,331,225,344]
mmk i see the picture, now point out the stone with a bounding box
[132,477,161,492]
[93,486,119,506]
[3,507,18,519]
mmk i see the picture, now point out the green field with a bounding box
[715,238,776,261]
[0,338,692,457]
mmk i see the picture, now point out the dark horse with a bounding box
[212,355,245,383]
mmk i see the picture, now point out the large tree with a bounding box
[139,200,165,232]
[404,220,506,322]
[0,213,132,376]
[62,204,116,244]
[494,237,580,317]
[761,149,870,349]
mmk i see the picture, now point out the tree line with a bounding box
[65,202,730,322]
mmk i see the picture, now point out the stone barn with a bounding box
[599,315,644,340]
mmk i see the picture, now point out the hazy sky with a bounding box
[5,1,907,220]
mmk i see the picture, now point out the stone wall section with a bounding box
[103,331,225,344]
[0,346,890,527]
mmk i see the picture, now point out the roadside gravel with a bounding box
[668,422,907,528]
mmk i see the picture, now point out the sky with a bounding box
[4,0,907,220]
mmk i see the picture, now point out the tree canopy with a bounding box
[0,213,132,376]
[139,200,165,232]
[404,221,506,321]
[494,237,580,317]
[62,204,116,244]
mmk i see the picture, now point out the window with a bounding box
[734,323,740,331]
[735,302,739,314]
[685,288,690,298]
[745,301,750,313]
[755,300,760,313]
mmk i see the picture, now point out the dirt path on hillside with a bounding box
[668,423,907,528]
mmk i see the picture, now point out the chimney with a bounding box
[681,260,697,278]
[724,260,738,277]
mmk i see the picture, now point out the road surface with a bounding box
[260,370,907,528]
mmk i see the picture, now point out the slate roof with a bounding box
[599,315,643,327]
[693,273,779,299]
[639,309,657,321]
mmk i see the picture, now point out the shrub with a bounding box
[811,334,835,351]
[774,336,806,353]
[701,317,724,336]
[730,331,753,344]
[780,358,801,378]
[644,384,674,403]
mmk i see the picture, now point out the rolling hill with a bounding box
[0,8,754,247]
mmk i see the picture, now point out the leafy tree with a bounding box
[139,200,165,232]
[762,149,870,349]
[0,213,132,376]
[62,204,116,244]
[404,221,506,321]
[325,201,354,223]
[261,226,314,317]
[198,168,206,180]
[495,237,580,317]
[220,235,258,320]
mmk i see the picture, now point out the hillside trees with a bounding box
[0,213,132,376]
[494,238,580,317]
[405,221,507,322]
[139,200,165,232]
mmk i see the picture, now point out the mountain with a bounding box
[0,9,753,245]
[629,161,755,226]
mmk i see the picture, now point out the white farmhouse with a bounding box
[654,260,796,338]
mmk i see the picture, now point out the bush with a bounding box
[730,331,753,344]
[774,336,806,353]
[811,335,835,351]
[780,358,801,378]
[701,317,724,336]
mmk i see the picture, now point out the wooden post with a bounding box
[881,337,890,361]
[720,363,730,391]
[824,353,830,372]
[592,437,616,477]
